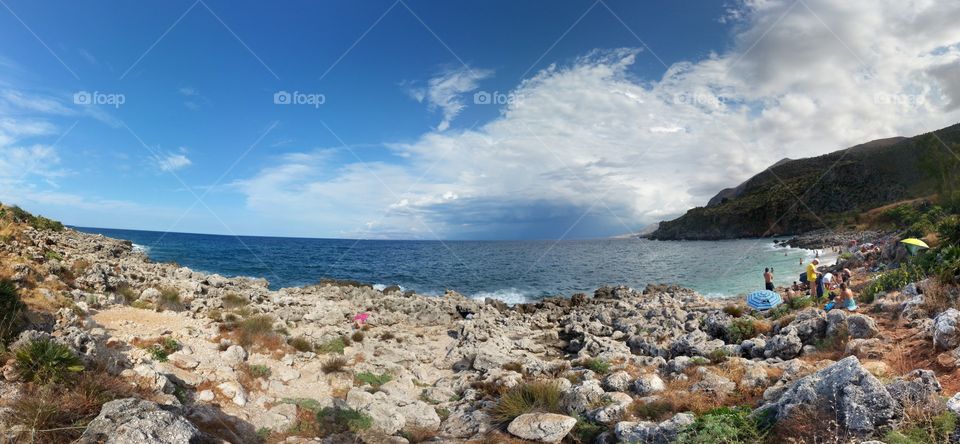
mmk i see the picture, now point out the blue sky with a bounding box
[2,0,960,240]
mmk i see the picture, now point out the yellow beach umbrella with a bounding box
[900,238,929,249]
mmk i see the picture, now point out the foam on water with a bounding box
[470,288,535,305]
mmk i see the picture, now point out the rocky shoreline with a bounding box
[1,215,958,443]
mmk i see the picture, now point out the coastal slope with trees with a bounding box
[650,123,960,240]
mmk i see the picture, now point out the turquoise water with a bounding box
[75,227,816,302]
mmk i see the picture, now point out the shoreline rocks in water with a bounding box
[0,215,956,443]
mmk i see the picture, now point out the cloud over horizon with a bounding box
[234,0,960,239]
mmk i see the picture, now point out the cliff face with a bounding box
[650,124,960,240]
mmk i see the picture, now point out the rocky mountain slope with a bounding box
[650,123,960,240]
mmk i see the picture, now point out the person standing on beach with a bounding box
[806,258,820,299]
[764,268,774,291]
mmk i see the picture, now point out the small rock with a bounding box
[507,412,577,443]
[633,373,666,396]
[602,371,632,392]
[196,390,215,402]
[221,345,247,366]
[933,309,960,351]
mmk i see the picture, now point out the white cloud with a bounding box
[154,149,192,172]
[237,0,960,239]
[409,66,493,131]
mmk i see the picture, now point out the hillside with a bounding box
[650,123,960,240]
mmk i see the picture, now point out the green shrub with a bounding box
[939,215,960,246]
[726,317,761,343]
[676,406,766,444]
[768,304,790,320]
[0,279,25,344]
[30,215,64,231]
[571,417,605,443]
[315,337,346,354]
[884,411,956,444]
[863,265,924,303]
[788,296,813,310]
[316,407,372,434]
[884,204,922,226]
[355,372,392,389]
[148,337,180,362]
[14,338,84,384]
[581,358,610,374]
[708,348,729,364]
[488,380,564,425]
[245,364,271,379]
[44,250,63,261]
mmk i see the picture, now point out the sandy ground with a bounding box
[92,307,208,337]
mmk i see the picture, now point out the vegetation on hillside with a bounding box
[651,124,960,240]
[0,203,64,232]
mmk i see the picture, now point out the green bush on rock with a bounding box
[14,338,84,384]
[675,406,767,444]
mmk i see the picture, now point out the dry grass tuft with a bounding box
[488,380,564,426]
[401,426,438,443]
[3,369,150,444]
[321,356,349,374]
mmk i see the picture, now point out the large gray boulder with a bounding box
[764,330,802,360]
[885,369,942,409]
[77,398,201,444]
[782,309,827,344]
[933,309,960,351]
[633,373,666,396]
[562,380,606,414]
[669,330,724,357]
[507,412,577,443]
[757,356,899,435]
[846,314,880,339]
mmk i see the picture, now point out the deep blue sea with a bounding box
[74,227,818,303]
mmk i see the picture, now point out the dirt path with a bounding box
[92,306,207,337]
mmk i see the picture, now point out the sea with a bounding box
[73,227,820,303]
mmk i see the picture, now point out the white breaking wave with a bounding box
[131,243,150,254]
[470,288,534,305]
[373,283,406,292]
